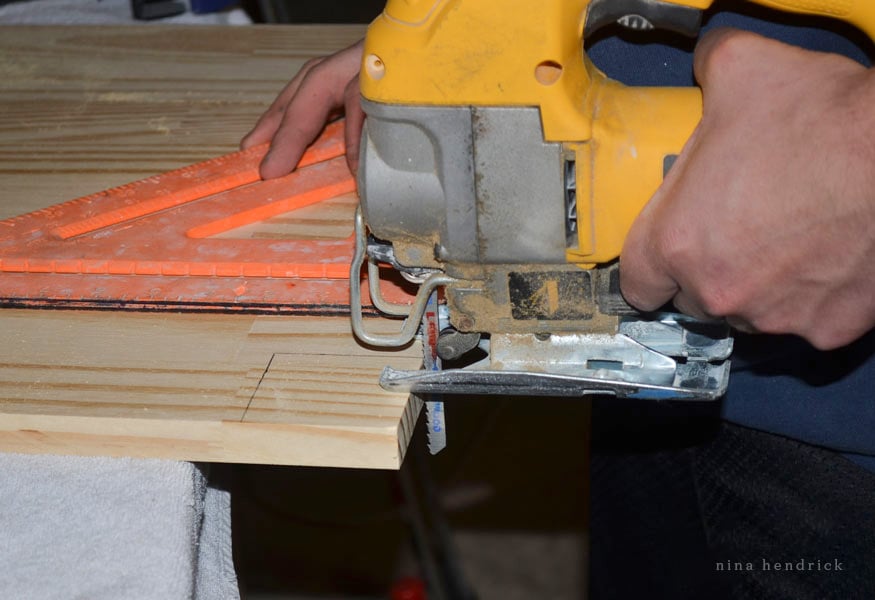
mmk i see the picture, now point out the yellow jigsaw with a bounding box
[347,0,875,449]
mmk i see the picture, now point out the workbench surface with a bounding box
[0,25,425,469]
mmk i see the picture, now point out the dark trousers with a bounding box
[590,406,875,599]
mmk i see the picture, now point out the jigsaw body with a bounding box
[350,0,875,404]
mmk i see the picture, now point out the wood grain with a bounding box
[0,25,365,217]
[0,25,426,469]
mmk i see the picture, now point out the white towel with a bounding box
[0,2,248,590]
[0,454,239,600]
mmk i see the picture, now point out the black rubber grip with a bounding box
[585,0,703,37]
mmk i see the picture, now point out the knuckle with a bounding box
[741,302,842,347]
[703,29,752,65]
[619,285,649,312]
[805,328,851,352]
[653,223,694,274]
[693,265,755,319]
[697,285,742,319]
[301,56,324,72]
[695,29,756,86]
[803,304,868,350]
[653,225,690,269]
[653,219,689,256]
[654,229,749,319]
[298,66,321,89]
[747,311,795,337]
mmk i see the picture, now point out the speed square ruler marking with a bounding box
[0,122,411,314]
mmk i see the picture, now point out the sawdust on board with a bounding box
[147,116,172,135]
[95,92,149,103]
[0,57,38,77]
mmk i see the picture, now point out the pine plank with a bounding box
[0,24,366,217]
[0,25,426,469]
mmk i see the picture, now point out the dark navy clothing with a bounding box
[587,5,875,468]
[587,5,872,84]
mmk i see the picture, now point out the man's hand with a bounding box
[620,29,875,350]
[240,40,364,179]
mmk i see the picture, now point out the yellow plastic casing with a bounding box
[363,0,598,140]
[361,0,875,267]
[564,80,699,265]
[361,0,700,267]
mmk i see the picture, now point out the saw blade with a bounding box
[422,291,446,454]
[425,401,446,455]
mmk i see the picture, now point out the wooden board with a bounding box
[0,25,426,469]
